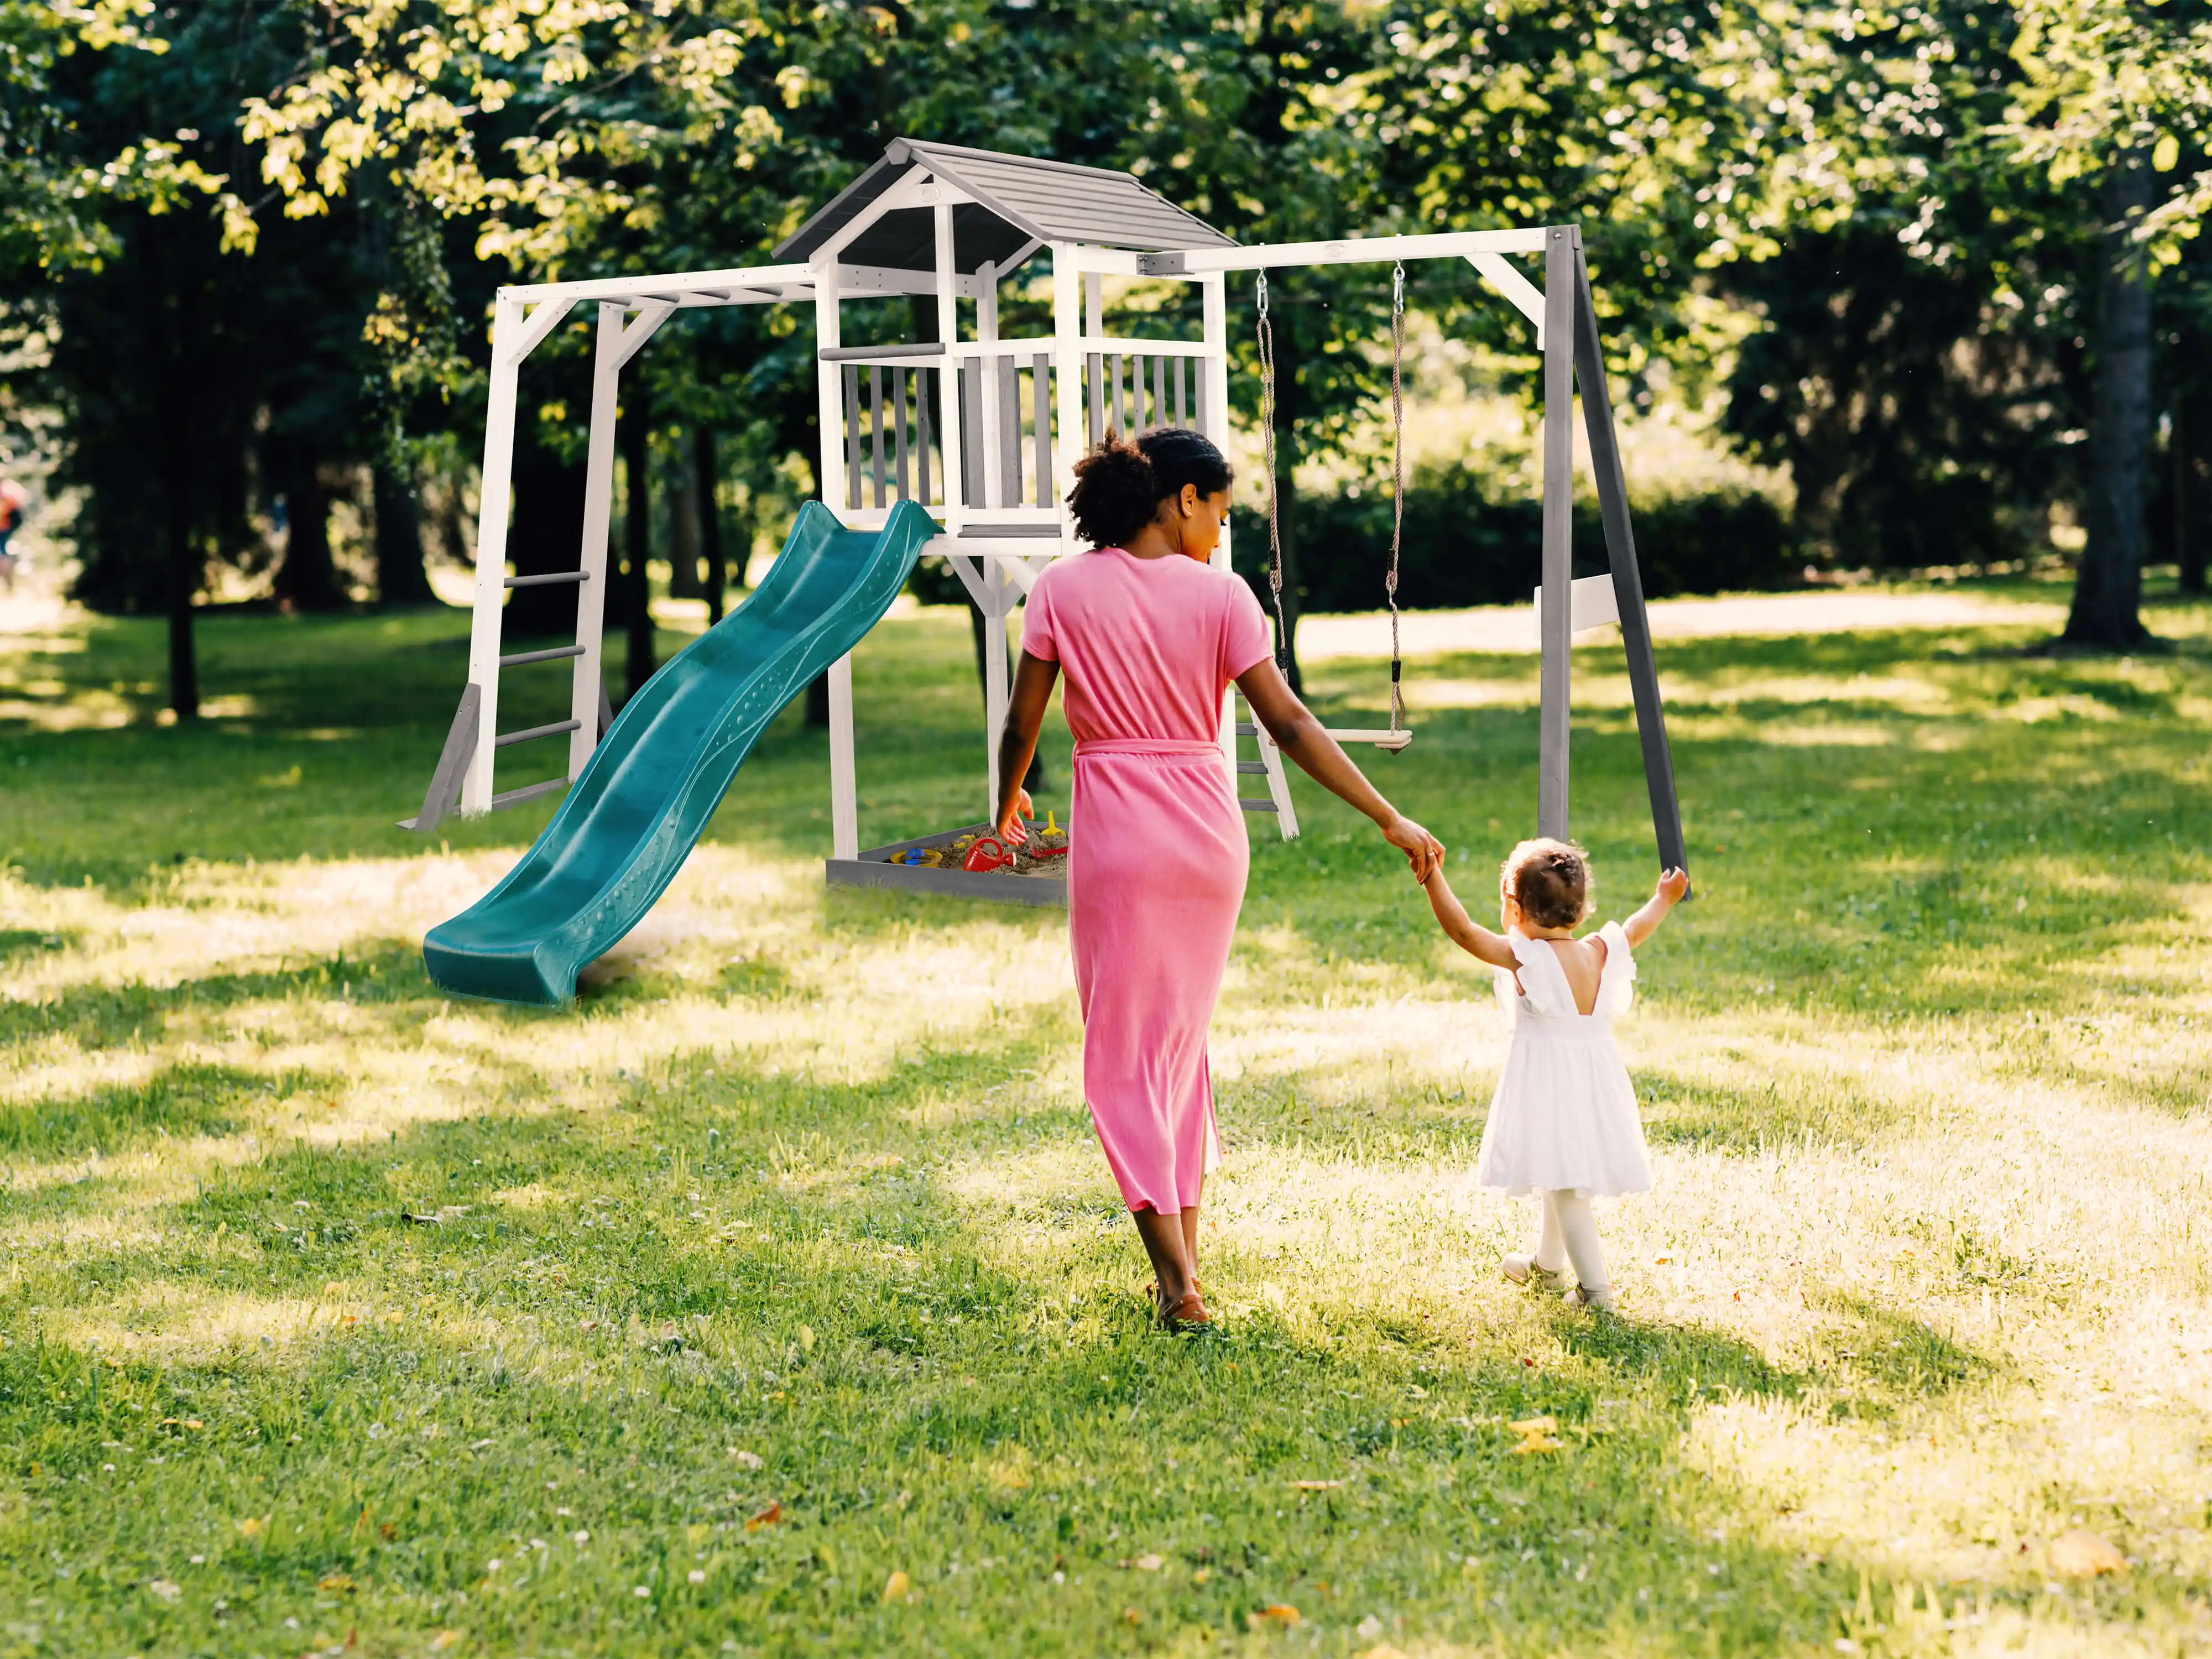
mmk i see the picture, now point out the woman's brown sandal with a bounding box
[1157,1289,1213,1331]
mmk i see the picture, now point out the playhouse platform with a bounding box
[826,822,1069,908]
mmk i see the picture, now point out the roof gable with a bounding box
[774,139,1234,272]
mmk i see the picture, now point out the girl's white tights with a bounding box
[1533,1189,1610,1296]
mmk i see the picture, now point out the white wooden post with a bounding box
[1084,271,1103,340]
[983,564,1011,819]
[815,260,860,860]
[828,654,858,860]
[1201,272,1239,795]
[1051,244,1083,546]
[978,259,1004,509]
[463,296,526,813]
[567,302,624,778]
[813,261,844,515]
[934,201,965,533]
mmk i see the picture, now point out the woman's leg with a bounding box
[1178,1175,1201,1278]
[1550,1190,1612,1300]
[1133,1206,1196,1310]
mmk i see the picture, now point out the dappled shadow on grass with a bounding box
[0,1060,341,1163]
[0,938,432,1051]
[4,1021,2193,1657]
[1638,1065,1906,1156]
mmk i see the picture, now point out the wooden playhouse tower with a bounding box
[409,138,1687,901]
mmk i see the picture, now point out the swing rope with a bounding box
[1256,269,1290,675]
[1255,263,1412,740]
[1387,260,1406,735]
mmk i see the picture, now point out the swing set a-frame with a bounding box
[411,140,1687,909]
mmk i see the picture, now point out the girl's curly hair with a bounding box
[1500,837,1592,930]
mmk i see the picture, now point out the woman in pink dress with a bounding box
[994,429,1443,1330]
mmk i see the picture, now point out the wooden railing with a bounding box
[826,336,1215,520]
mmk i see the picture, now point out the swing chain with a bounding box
[1256,270,1290,675]
[1387,260,1407,733]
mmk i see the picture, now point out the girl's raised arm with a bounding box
[1422,866,1518,969]
[1623,868,1691,947]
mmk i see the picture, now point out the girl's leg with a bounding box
[1550,1190,1613,1303]
[1533,1192,1568,1275]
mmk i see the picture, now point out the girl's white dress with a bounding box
[1474,923,1653,1197]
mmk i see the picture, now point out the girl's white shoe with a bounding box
[1563,1282,1617,1313]
[1502,1253,1572,1290]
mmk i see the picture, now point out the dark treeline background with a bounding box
[3,0,2206,716]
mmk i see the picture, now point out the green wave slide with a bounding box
[424,499,938,1007]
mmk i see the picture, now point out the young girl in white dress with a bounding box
[1421,839,1688,1311]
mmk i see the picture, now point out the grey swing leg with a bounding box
[1567,234,1689,887]
[1537,231,1576,841]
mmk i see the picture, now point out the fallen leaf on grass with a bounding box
[1125,1554,1164,1572]
[236,1517,265,1539]
[882,1570,911,1604]
[747,1502,782,1530]
[2049,1530,2126,1578]
[1507,1416,1557,1436]
[1248,1604,1301,1627]
[429,1632,462,1651]
[148,1578,181,1600]
[319,1573,356,1593]
[1290,1480,1342,1491]
[1512,1436,1563,1454]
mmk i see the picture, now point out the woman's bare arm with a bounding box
[1421,865,1518,968]
[1234,658,1443,881]
[994,649,1061,842]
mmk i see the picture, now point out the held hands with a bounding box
[1381,813,1445,883]
[996,788,1035,847]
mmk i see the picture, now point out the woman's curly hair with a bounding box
[1065,426,1233,549]
[1500,837,1592,930]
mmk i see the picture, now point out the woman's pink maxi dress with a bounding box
[1020,549,1274,1214]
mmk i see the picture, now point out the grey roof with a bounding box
[774,139,1235,273]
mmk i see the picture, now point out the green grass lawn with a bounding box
[2,579,2210,1658]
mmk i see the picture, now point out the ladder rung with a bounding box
[505,571,589,588]
[494,718,582,748]
[1239,798,1280,812]
[490,777,569,809]
[1235,760,1268,774]
[499,645,586,667]
[1235,722,1259,737]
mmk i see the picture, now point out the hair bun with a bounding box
[1065,426,1234,549]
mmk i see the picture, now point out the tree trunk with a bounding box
[373,458,437,607]
[165,445,199,720]
[1269,309,1306,693]
[2179,390,2208,597]
[667,426,703,598]
[2064,155,2157,649]
[506,431,591,637]
[275,468,345,611]
[623,381,654,697]
[696,424,726,624]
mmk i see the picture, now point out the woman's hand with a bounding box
[1381,813,1444,882]
[997,788,1035,846]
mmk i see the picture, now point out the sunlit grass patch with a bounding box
[1,583,2209,1655]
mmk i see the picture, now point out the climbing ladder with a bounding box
[1233,692,1299,838]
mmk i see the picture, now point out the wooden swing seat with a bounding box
[1322,727,1414,752]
